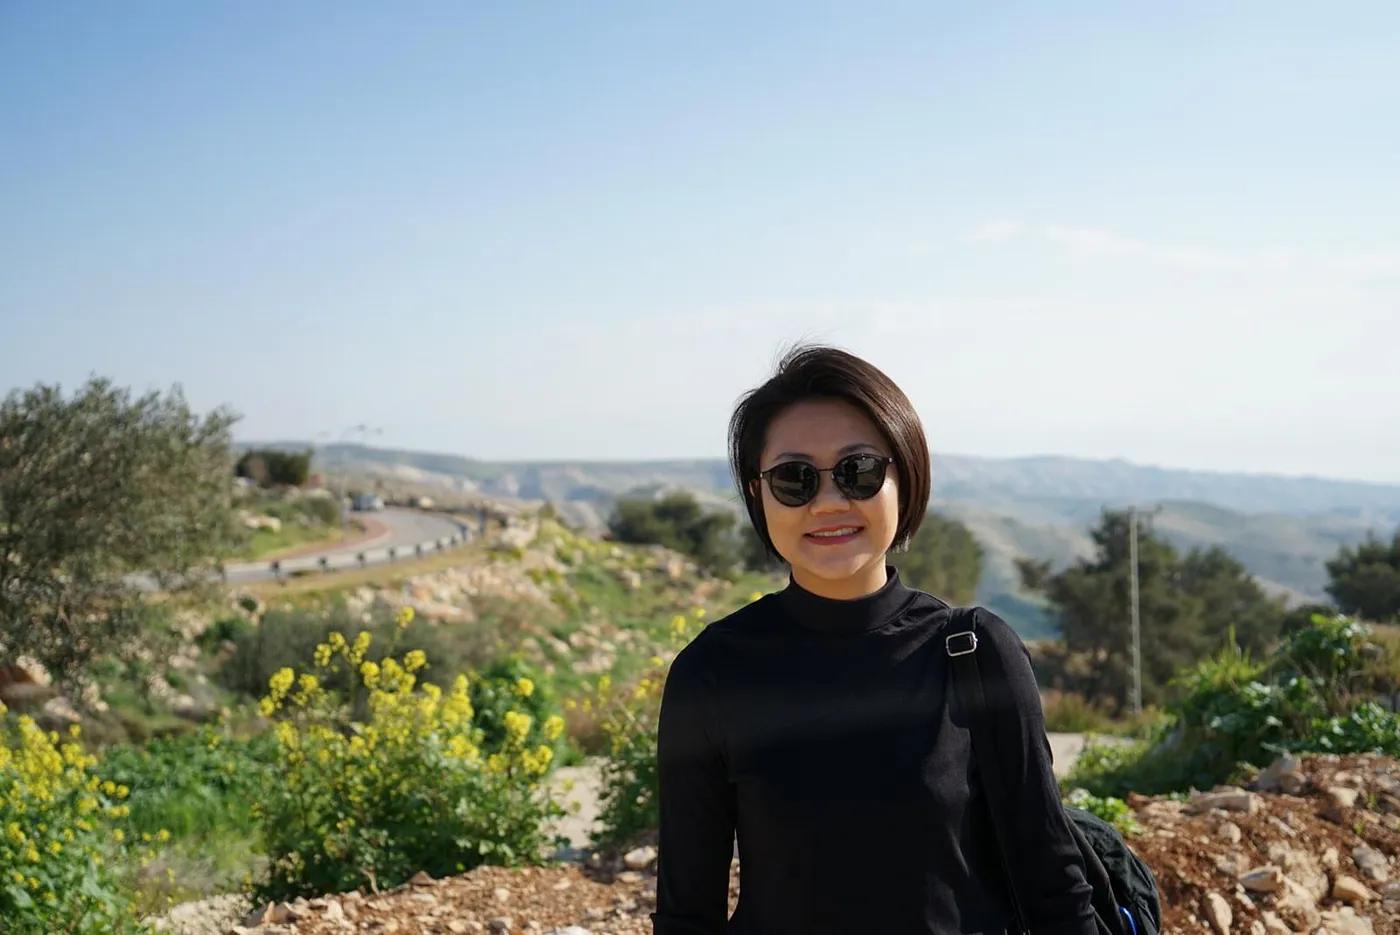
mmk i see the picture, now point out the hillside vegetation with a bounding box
[7,378,1400,933]
[259,441,1400,638]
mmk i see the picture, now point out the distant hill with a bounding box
[242,441,1400,639]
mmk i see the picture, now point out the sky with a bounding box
[2,2,1398,482]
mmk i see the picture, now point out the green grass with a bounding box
[239,523,340,560]
[93,727,277,912]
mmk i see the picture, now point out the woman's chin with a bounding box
[790,547,884,585]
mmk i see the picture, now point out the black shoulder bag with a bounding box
[944,613,1162,935]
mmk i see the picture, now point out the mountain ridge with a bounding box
[240,440,1400,638]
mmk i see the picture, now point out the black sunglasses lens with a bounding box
[768,462,818,506]
[833,455,888,499]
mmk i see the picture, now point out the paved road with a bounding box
[219,508,469,585]
[128,508,471,591]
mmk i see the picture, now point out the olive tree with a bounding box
[0,377,241,685]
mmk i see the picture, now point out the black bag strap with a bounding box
[944,615,1030,935]
[947,615,1130,935]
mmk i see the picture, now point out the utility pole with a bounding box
[1128,505,1143,717]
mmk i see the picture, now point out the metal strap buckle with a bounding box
[945,631,978,657]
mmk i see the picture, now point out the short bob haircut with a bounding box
[728,343,931,559]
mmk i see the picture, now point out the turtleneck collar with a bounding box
[776,565,916,634]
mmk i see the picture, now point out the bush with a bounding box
[94,727,275,844]
[217,602,502,708]
[0,705,155,933]
[587,610,706,849]
[1064,788,1142,837]
[1068,614,1400,798]
[1040,691,1120,734]
[248,626,567,902]
[468,656,566,759]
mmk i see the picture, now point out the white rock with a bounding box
[1320,906,1375,935]
[1328,786,1362,809]
[1190,788,1261,814]
[1239,865,1285,893]
[1216,820,1242,844]
[1333,874,1376,903]
[1203,892,1232,935]
[1353,843,1391,883]
[623,845,658,870]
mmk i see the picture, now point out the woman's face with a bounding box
[756,397,900,599]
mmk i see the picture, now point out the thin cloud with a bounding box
[959,220,1400,277]
[962,219,1027,244]
[996,222,1246,270]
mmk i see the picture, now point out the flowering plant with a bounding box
[0,705,156,933]
[585,607,711,848]
[250,621,567,902]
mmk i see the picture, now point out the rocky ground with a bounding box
[149,752,1400,935]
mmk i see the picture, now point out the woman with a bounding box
[651,344,1097,935]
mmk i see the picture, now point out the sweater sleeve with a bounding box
[974,607,1098,935]
[652,638,737,935]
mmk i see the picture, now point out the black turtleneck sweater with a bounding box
[651,567,1097,935]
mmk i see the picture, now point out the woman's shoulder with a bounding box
[666,595,782,677]
[897,587,1028,654]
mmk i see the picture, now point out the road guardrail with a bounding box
[225,519,473,584]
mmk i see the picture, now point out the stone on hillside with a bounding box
[1275,877,1322,932]
[1189,787,1261,814]
[1253,754,1306,795]
[1203,892,1232,935]
[1334,875,1377,903]
[1239,865,1285,893]
[1328,786,1362,809]
[1267,841,1328,901]
[1216,820,1242,843]
[623,845,657,871]
[1353,843,1390,883]
[1320,907,1375,935]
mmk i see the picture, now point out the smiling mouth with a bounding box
[804,526,863,543]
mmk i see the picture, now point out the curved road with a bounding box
[220,508,470,585]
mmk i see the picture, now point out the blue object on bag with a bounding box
[1120,907,1138,935]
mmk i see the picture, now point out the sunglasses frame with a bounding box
[756,453,894,508]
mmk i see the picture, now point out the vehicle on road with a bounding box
[350,493,385,512]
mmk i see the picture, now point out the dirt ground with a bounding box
[211,752,1400,935]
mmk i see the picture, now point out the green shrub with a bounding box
[218,601,501,707]
[588,611,706,849]
[1064,788,1142,836]
[468,655,565,758]
[1068,614,1400,798]
[0,706,155,933]
[94,727,275,843]
[1040,691,1120,734]
[248,627,566,902]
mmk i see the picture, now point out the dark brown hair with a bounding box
[728,343,931,558]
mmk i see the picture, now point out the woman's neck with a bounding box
[790,560,889,602]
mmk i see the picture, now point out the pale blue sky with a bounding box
[3,2,1398,481]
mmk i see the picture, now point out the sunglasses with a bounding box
[757,453,894,508]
